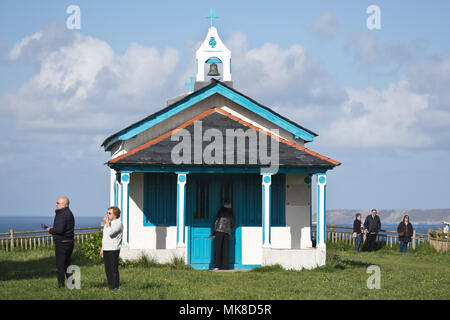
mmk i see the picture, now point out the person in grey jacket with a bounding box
[100,206,123,290]
[210,201,235,270]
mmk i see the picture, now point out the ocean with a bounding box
[0,216,103,234]
[332,223,442,235]
[0,216,442,235]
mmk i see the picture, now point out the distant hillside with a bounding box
[323,209,450,225]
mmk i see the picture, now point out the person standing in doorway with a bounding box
[364,209,381,252]
[46,196,75,288]
[100,206,123,290]
[211,201,235,270]
[397,215,414,253]
[353,213,364,252]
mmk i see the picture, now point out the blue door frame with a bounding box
[186,173,242,269]
[185,173,279,269]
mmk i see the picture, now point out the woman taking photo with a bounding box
[397,215,414,253]
[100,206,123,290]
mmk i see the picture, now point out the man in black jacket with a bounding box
[46,196,75,288]
[364,209,381,252]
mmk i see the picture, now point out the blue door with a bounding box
[187,173,237,269]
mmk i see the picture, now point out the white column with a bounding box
[262,174,272,248]
[316,173,327,248]
[110,169,116,207]
[176,173,188,247]
[120,172,131,244]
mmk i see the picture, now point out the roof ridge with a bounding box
[109,107,340,166]
[215,108,341,166]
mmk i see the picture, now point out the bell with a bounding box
[207,63,220,77]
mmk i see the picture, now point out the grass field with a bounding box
[0,242,448,300]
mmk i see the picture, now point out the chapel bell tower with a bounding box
[195,9,232,88]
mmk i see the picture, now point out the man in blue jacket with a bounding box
[46,196,75,288]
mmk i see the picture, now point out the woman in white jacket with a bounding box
[100,206,123,290]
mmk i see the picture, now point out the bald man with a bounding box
[46,196,75,288]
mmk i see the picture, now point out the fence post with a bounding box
[10,229,14,249]
[412,230,416,250]
[331,224,336,243]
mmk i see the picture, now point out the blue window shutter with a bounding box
[144,173,177,226]
[271,174,286,226]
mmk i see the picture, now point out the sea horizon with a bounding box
[0,215,444,235]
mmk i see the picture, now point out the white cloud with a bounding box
[324,80,431,147]
[346,32,412,74]
[226,32,347,113]
[309,11,338,39]
[1,23,180,138]
[7,21,76,64]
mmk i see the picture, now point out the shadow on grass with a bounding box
[0,247,96,282]
[322,252,375,271]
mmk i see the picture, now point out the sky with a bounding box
[0,0,449,216]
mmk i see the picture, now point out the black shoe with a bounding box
[58,282,65,288]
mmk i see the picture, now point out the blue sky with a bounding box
[0,0,449,216]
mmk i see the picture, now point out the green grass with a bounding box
[0,243,448,300]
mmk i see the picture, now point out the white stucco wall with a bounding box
[241,227,262,265]
[262,247,326,270]
[285,173,313,249]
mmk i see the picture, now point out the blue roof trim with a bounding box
[206,58,222,63]
[215,85,316,142]
[105,81,316,150]
[116,89,218,142]
[107,164,333,174]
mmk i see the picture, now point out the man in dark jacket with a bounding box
[46,196,75,288]
[210,202,235,270]
[363,209,381,252]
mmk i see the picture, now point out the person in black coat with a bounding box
[397,215,414,253]
[46,196,75,288]
[353,213,364,252]
[363,209,381,252]
[210,201,235,270]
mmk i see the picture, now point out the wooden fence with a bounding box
[311,224,431,249]
[0,226,102,252]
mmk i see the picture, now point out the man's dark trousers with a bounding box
[215,231,230,270]
[367,233,377,252]
[55,240,74,287]
[103,250,120,290]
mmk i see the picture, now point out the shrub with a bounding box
[80,231,103,264]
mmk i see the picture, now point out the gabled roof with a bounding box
[101,79,318,151]
[108,107,340,169]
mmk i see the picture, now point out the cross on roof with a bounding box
[184,76,195,93]
[206,8,219,27]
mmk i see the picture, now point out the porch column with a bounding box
[262,174,272,248]
[120,171,131,244]
[176,172,188,247]
[316,173,326,248]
